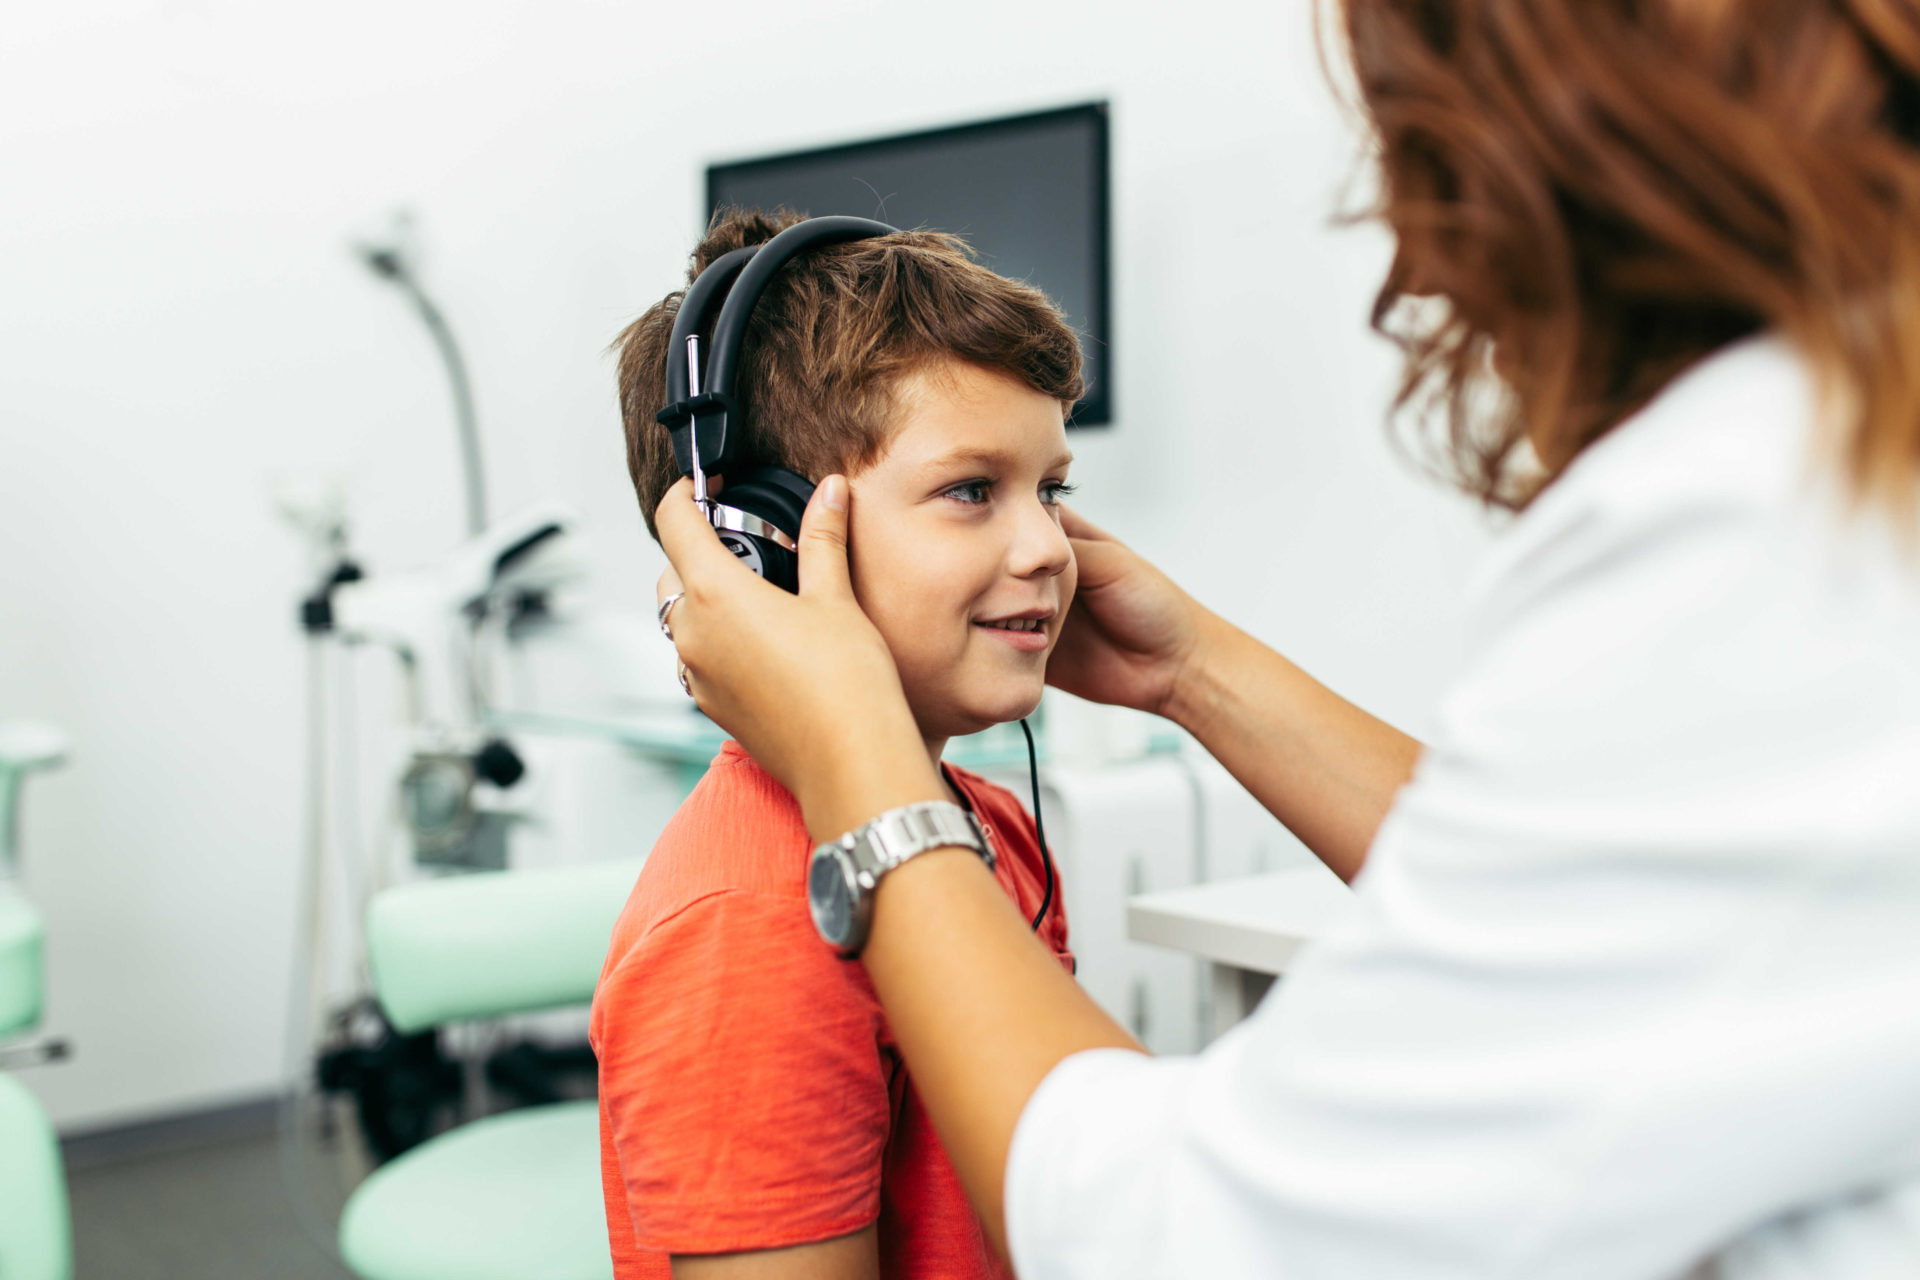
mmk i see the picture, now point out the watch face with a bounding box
[808,850,853,946]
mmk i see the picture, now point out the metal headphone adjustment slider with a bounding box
[654,336,738,509]
[657,337,801,557]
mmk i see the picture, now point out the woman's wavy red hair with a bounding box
[1335,0,1920,512]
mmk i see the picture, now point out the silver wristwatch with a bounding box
[808,801,992,957]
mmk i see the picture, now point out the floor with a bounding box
[65,1120,357,1279]
[55,1038,598,1278]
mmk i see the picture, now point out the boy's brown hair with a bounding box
[616,207,1085,539]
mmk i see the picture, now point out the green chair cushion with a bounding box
[338,1100,611,1280]
[0,1071,73,1280]
[0,890,44,1039]
[366,860,641,1034]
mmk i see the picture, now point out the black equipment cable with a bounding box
[1021,718,1055,931]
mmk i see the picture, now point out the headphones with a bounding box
[655,215,899,593]
[655,214,1061,944]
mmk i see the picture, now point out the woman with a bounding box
[653,3,1920,1276]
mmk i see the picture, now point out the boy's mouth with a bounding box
[973,610,1055,651]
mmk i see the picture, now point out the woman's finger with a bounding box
[1066,529,1134,590]
[653,476,755,587]
[1058,502,1116,544]
[797,475,857,602]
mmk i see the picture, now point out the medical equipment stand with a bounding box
[0,719,75,1280]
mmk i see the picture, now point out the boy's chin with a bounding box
[913,683,1046,742]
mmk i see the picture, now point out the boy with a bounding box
[591,208,1083,1278]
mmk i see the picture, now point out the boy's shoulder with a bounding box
[616,741,811,939]
[607,750,1042,954]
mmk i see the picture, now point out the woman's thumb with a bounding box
[797,475,854,599]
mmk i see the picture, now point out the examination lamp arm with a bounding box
[359,245,489,540]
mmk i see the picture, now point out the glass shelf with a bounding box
[486,702,1050,793]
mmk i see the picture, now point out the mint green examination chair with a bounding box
[0,895,69,1280]
[338,858,641,1280]
[0,720,74,1280]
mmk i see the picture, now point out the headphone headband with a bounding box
[664,245,757,408]
[656,216,897,477]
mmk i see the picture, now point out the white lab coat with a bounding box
[1006,336,1920,1279]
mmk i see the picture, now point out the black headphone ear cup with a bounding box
[710,466,815,593]
[725,467,814,535]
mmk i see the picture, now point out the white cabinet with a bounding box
[1025,760,1202,1055]
[981,750,1326,1054]
[1174,754,1315,883]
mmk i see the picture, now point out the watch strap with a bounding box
[840,800,991,880]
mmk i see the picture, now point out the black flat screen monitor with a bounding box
[707,103,1111,427]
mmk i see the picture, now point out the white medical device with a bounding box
[301,504,591,871]
[326,504,590,728]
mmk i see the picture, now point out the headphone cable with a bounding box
[1021,717,1055,931]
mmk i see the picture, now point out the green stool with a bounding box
[0,1070,69,1280]
[338,859,641,1280]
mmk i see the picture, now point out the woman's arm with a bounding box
[1050,507,1422,881]
[857,845,1141,1253]
[1165,615,1422,882]
[650,478,1410,1248]
[673,1226,880,1280]
[654,479,1136,1252]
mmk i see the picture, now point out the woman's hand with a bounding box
[654,476,943,840]
[1046,505,1214,720]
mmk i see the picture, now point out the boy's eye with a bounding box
[942,480,992,505]
[938,478,1077,506]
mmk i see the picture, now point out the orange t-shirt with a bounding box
[590,741,1072,1277]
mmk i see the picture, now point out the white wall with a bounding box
[0,0,1495,1130]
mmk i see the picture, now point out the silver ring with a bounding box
[657,592,685,641]
[677,661,693,697]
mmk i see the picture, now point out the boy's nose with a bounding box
[1009,499,1074,579]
